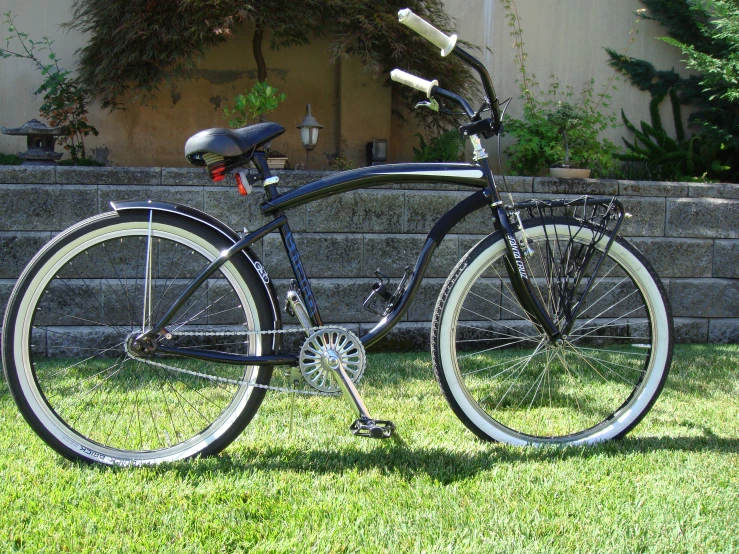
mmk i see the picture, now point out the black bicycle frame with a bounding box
[140,153,563,366]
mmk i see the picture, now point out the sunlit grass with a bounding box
[0,344,737,552]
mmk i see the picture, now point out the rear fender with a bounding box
[110,200,283,352]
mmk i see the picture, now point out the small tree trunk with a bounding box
[252,26,268,123]
[252,26,267,83]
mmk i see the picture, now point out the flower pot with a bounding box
[549,167,591,179]
[267,157,288,169]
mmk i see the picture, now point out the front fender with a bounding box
[110,200,283,352]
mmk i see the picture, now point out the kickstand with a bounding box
[288,379,299,439]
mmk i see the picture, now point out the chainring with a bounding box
[299,327,366,394]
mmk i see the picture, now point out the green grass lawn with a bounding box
[0,344,737,553]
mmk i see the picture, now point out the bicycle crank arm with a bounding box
[328,356,395,439]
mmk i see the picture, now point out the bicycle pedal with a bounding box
[349,417,395,439]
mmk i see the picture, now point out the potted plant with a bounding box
[505,81,619,179]
[547,101,591,178]
[223,81,288,168]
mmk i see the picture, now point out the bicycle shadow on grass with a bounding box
[134,431,739,485]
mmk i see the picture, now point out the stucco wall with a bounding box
[1,1,692,169]
[1,165,738,350]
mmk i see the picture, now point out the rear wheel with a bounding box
[2,211,275,465]
[432,217,673,445]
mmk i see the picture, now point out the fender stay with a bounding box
[110,200,283,353]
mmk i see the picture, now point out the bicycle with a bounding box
[2,9,673,466]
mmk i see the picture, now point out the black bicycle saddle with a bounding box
[185,122,285,165]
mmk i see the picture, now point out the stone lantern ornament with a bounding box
[1,119,65,165]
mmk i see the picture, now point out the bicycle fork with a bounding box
[495,206,563,343]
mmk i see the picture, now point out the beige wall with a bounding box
[0,0,390,168]
[0,0,691,169]
[441,0,692,170]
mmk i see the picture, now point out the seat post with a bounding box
[252,152,280,201]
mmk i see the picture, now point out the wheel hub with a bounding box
[125,333,155,359]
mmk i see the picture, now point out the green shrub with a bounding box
[0,153,23,165]
[412,130,464,162]
[223,81,286,128]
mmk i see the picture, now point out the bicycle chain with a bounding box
[137,325,345,396]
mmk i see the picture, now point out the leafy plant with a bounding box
[412,130,464,162]
[607,0,739,182]
[0,12,99,162]
[616,89,727,181]
[326,154,356,171]
[222,81,286,128]
[500,1,624,176]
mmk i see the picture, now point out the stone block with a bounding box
[99,185,204,212]
[363,234,458,278]
[404,190,462,234]
[407,278,445,322]
[307,190,403,233]
[0,232,52,278]
[0,184,98,231]
[405,190,494,235]
[713,240,739,278]
[533,177,619,196]
[273,278,378,324]
[46,325,123,358]
[0,280,14,318]
[494,175,533,193]
[619,180,688,197]
[708,319,739,343]
[262,233,362,279]
[56,166,161,185]
[666,198,739,239]
[670,278,739,318]
[0,166,55,184]
[205,186,306,233]
[161,167,212,186]
[459,235,489,258]
[627,237,713,278]
[33,279,101,326]
[275,170,332,189]
[617,197,666,237]
[689,183,739,200]
[673,318,708,343]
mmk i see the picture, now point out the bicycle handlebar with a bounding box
[396,7,502,133]
[398,8,457,57]
[390,69,439,98]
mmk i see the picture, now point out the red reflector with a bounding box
[209,164,226,182]
[235,173,247,196]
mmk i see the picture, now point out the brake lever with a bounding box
[414,98,440,112]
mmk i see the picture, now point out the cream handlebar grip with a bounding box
[390,69,439,98]
[398,8,457,57]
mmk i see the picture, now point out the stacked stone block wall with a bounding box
[1,166,738,350]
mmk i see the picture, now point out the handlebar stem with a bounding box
[451,46,501,131]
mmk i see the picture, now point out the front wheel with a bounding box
[2,211,275,465]
[432,217,673,445]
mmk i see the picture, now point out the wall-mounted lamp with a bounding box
[297,104,323,152]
